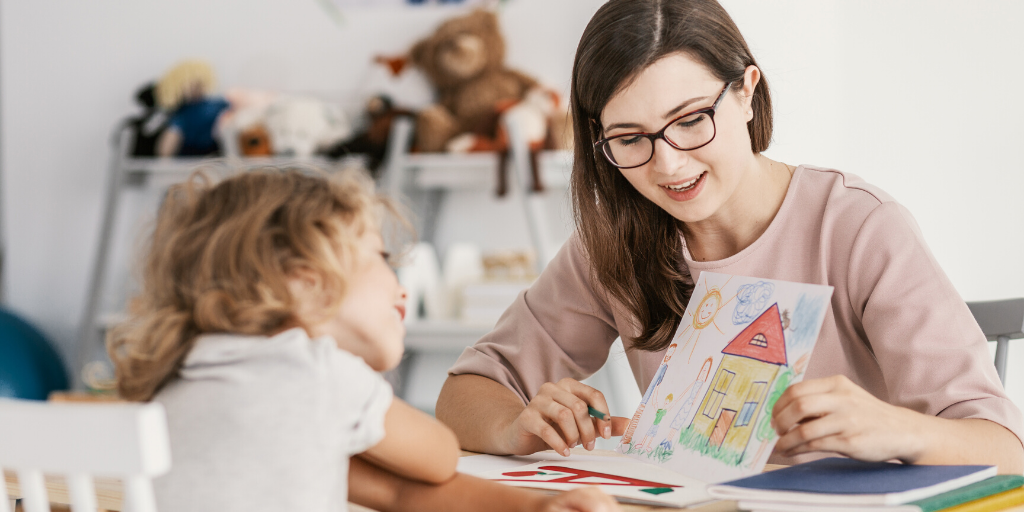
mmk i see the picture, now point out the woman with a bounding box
[436,0,1023,471]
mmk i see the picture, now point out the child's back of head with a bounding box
[109,166,386,401]
[109,166,404,512]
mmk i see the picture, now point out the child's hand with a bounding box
[537,487,621,512]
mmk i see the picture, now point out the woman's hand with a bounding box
[771,375,925,462]
[535,487,621,511]
[500,378,628,456]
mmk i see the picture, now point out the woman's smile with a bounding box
[659,170,707,201]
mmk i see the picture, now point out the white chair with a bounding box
[967,298,1024,385]
[0,399,171,512]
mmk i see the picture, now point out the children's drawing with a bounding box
[732,281,774,325]
[618,272,833,483]
[675,277,736,362]
[788,293,829,350]
[636,392,673,452]
[656,357,713,455]
[622,343,676,445]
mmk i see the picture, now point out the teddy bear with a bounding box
[410,10,537,154]
[410,10,573,196]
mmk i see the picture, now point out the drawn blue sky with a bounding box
[786,293,829,350]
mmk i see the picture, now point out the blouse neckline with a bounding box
[680,164,806,271]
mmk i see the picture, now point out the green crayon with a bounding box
[587,406,608,420]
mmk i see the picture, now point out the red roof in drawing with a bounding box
[722,303,787,365]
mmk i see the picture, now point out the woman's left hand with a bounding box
[771,375,925,463]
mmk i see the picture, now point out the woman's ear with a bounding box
[741,65,761,121]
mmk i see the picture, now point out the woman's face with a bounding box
[599,53,757,225]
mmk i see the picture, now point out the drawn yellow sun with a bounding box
[675,278,736,361]
[693,289,723,329]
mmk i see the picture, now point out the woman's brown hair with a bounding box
[570,0,773,351]
[108,166,387,401]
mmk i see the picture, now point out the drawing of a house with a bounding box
[689,303,787,458]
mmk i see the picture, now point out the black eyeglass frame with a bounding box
[594,81,735,169]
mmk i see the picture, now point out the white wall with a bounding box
[2,1,1023,403]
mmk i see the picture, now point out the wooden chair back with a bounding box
[0,399,170,512]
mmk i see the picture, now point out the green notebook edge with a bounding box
[908,475,1024,512]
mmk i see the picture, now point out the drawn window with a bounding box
[735,381,768,427]
[749,333,768,348]
[702,369,736,419]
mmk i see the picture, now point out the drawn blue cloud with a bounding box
[732,281,775,325]
[786,293,829,350]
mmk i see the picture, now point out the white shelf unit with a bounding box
[380,116,571,271]
[379,116,573,403]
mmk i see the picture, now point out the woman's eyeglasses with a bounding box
[594,82,733,169]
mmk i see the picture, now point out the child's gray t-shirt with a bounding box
[152,327,393,512]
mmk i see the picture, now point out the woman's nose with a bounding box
[650,137,688,175]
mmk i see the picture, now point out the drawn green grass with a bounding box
[676,425,745,466]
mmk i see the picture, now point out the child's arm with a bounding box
[359,397,461,484]
[349,454,620,512]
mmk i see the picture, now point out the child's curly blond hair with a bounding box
[108,166,394,401]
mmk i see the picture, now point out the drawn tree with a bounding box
[747,368,794,466]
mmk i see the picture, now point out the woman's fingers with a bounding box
[771,392,837,435]
[534,385,586,450]
[774,411,848,455]
[558,378,615,440]
[610,416,629,437]
[772,376,842,419]
[548,381,605,449]
[517,404,573,456]
[514,378,617,456]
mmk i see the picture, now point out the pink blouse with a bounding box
[448,165,1023,463]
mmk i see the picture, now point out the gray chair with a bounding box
[967,298,1024,385]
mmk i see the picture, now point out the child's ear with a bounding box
[286,267,330,324]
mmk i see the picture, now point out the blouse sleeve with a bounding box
[846,201,1024,445]
[447,234,623,404]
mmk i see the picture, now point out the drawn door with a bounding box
[709,409,736,447]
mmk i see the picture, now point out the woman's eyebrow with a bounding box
[603,95,712,132]
[663,95,710,119]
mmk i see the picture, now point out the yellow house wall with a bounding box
[691,355,780,452]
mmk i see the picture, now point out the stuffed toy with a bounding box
[410,10,569,196]
[410,10,537,153]
[238,124,273,156]
[220,88,277,156]
[155,60,230,157]
[120,83,169,157]
[322,94,413,178]
[263,96,352,158]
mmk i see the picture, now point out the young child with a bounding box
[108,168,618,512]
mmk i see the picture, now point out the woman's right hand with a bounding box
[500,378,629,456]
[537,487,621,511]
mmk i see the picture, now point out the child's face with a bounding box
[306,230,407,372]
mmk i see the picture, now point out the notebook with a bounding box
[708,457,997,506]
[738,475,1024,511]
